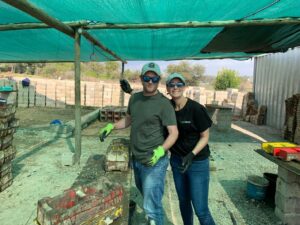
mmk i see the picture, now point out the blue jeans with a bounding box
[132,156,169,225]
[170,154,215,225]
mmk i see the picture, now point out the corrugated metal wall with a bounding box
[254,48,300,130]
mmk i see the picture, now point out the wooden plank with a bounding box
[255,149,300,175]
[73,29,82,165]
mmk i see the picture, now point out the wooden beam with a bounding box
[2,0,75,37]
[119,62,125,107]
[1,17,300,32]
[81,30,126,63]
[73,28,81,165]
[86,18,300,29]
[0,21,89,31]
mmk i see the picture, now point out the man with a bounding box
[99,62,178,225]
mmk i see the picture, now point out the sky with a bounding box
[125,59,254,77]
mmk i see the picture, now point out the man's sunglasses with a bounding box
[167,82,185,88]
[142,75,160,83]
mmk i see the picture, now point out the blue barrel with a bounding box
[247,175,269,200]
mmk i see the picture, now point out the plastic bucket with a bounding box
[263,173,278,205]
[247,175,269,200]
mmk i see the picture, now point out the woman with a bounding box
[165,73,215,225]
[120,73,215,225]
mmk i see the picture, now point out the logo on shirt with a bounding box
[180,120,191,124]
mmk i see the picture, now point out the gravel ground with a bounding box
[0,108,285,225]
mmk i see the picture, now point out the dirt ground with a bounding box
[0,107,285,225]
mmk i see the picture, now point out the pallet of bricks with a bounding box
[99,106,127,122]
[284,94,300,144]
[0,98,18,192]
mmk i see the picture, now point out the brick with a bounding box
[275,207,300,225]
[37,179,124,225]
[275,192,300,214]
[278,167,300,183]
[277,177,300,198]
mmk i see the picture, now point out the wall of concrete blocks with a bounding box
[0,78,246,115]
[275,167,300,225]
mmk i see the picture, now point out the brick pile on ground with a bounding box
[0,104,18,192]
[242,92,267,125]
[284,94,300,144]
[37,178,124,225]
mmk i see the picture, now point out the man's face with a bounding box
[141,71,160,95]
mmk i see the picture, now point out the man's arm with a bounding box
[99,114,131,142]
[161,125,178,152]
[114,114,131,129]
[148,125,178,166]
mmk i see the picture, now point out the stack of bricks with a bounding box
[284,94,300,144]
[275,167,300,225]
[0,92,18,192]
[249,105,267,125]
[242,92,267,125]
[99,106,127,122]
[36,178,123,225]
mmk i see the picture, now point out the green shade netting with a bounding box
[0,0,300,62]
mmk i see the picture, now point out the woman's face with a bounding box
[166,78,186,99]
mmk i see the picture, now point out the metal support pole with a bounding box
[73,28,81,165]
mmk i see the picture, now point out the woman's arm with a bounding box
[192,128,210,155]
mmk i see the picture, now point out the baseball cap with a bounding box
[166,73,186,84]
[141,62,161,76]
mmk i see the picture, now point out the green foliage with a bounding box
[123,69,140,81]
[214,68,241,90]
[166,61,205,85]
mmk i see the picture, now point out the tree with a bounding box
[166,61,205,85]
[104,62,120,79]
[214,68,241,90]
[124,69,140,81]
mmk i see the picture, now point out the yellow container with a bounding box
[261,142,297,154]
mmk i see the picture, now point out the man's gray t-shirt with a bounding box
[127,91,177,164]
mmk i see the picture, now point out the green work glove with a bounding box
[180,152,195,173]
[99,123,114,142]
[148,146,165,166]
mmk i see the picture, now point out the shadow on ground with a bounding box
[219,179,278,225]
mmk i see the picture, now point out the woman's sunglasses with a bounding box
[142,75,160,83]
[167,82,185,88]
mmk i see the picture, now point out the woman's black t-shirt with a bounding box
[170,98,212,160]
